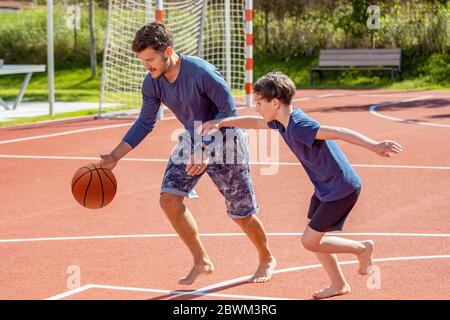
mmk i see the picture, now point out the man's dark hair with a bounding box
[253,71,296,105]
[132,22,174,53]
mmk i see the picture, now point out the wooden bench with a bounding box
[309,48,402,86]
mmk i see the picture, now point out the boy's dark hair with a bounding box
[132,22,174,53]
[253,71,296,105]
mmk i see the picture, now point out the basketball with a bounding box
[71,164,117,209]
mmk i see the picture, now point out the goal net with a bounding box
[99,0,252,119]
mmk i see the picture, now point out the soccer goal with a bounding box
[98,0,253,119]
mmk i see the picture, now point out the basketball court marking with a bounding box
[0,154,449,170]
[192,254,450,295]
[45,254,450,300]
[46,284,295,300]
[2,90,449,300]
[1,92,445,146]
[369,95,450,128]
[1,232,449,244]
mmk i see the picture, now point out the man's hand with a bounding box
[372,140,403,157]
[186,149,209,176]
[99,153,119,170]
[197,119,221,136]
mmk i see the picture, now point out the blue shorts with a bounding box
[161,129,259,219]
[307,188,361,232]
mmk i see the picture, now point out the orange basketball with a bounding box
[71,163,117,209]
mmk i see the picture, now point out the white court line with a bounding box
[72,284,292,301]
[1,232,450,245]
[0,116,178,145]
[193,254,450,295]
[400,95,434,102]
[292,97,311,102]
[369,95,450,128]
[46,254,450,300]
[358,93,436,98]
[46,284,94,300]
[46,284,294,301]
[349,164,450,170]
[0,154,449,170]
[317,94,338,98]
[0,154,168,162]
[0,122,133,145]
[1,92,445,146]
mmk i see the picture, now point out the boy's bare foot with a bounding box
[178,261,214,285]
[313,284,351,299]
[357,240,374,275]
[248,256,277,283]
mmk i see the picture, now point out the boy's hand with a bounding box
[372,140,403,157]
[99,153,118,170]
[197,119,221,135]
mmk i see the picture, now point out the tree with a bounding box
[89,0,96,77]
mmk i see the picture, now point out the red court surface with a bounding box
[0,89,449,300]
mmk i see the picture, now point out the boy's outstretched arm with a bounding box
[316,126,403,157]
[198,116,269,135]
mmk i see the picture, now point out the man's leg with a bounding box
[207,129,276,283]
[233,215,276,283]
[160,192,214,285]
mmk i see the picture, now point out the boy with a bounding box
[199,71,403,299]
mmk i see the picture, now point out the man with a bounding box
[99,22,276,285]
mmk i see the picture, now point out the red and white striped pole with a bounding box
[245,0,253,107]
[155,0,164,22]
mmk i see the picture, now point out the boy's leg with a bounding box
[302,226,351,298]
[233,214,276,283]
[160,193,214,285]
[302,226,374,274]
[313,252,351,299]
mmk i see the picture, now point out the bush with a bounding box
[0,4,107,66]
[254,0,450,57]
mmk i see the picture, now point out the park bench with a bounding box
[309,48,402,86]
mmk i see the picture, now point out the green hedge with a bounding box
[1,1,449,67]
[0,5,107,65]
[254,0,450,56]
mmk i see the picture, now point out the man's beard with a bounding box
[153,56,170,79]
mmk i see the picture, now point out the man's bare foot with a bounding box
[178,261,214,285]
[313,284,351,299]
[248,256,277,283]
[357,240,374,275]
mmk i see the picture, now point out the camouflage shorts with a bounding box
[160,129,259,219]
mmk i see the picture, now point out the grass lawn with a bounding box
[255,53,450,90]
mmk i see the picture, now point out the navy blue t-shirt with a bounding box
[268,108,362,202]
[123,54,237,148]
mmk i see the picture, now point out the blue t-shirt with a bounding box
[123,54,237,148]
[268,108,362,202]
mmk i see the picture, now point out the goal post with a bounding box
[98,0,253,119]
